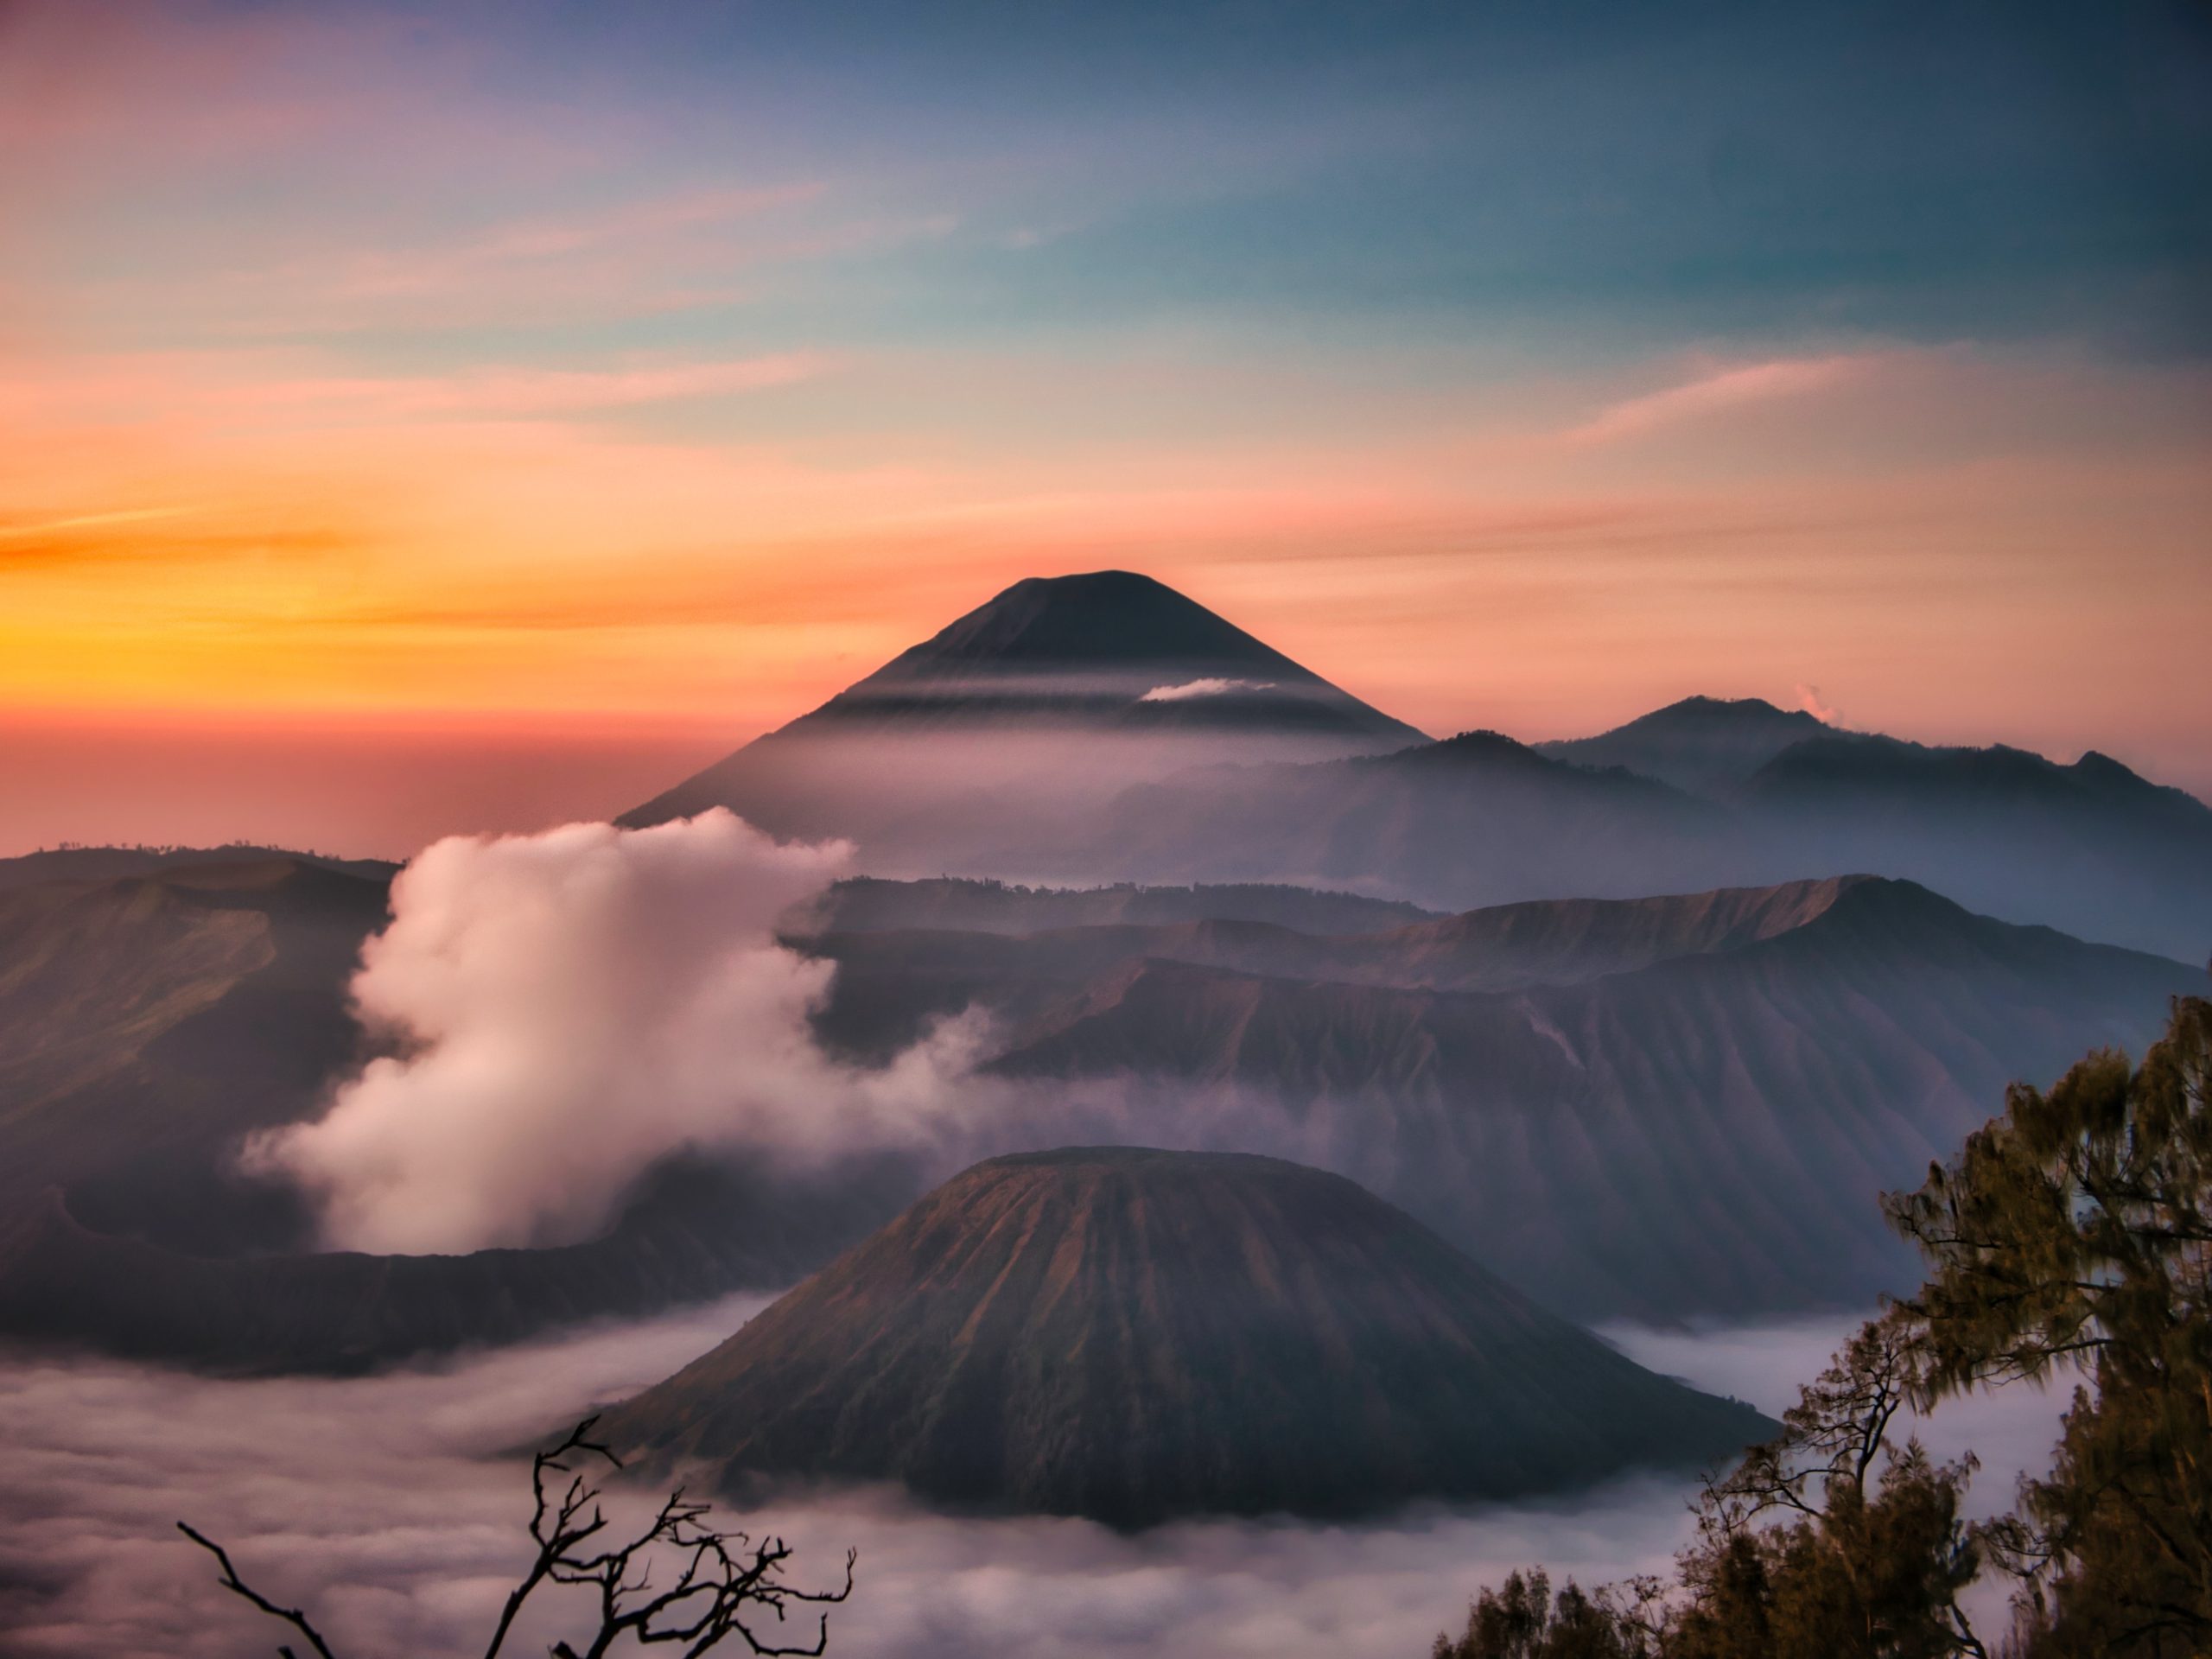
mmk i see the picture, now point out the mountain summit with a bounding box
[861,569,1319,676]
[599,1147,1770,1526]
[1537,696,1837,795]
[795,570,1425,740]
[620,572,1423,855]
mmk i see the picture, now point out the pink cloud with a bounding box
[217,353,830,422]
[1559,355,1874,448]
[311,183,828,302]
[0,348,828,431]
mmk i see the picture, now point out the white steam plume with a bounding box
[1792,682,1842,725]
[1138,677,1274,702]
[251,810,987,1255]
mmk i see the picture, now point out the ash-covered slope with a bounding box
[1313,874,1856,989]
[789,877,2198,1318]
[600,1148,1770,1527]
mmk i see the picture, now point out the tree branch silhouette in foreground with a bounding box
[179,1414,855,1659]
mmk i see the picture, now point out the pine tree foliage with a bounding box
[1433,995,2212,1659]
[1890,995,2211,1656]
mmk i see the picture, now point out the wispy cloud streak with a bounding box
[1558,356,1872,448]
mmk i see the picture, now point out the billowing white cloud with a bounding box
[1139,677,1275,703]
[1559,354,1872,447]
[251,810,987,1255]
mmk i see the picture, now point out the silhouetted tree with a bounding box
[1433,1312,1990,1657]
[1681,1325,1987,1656]
[1435,995,2212,1659]
[1431,1567,1662,1658]
[181,1415,854,1659]
[1889,995,2211,1656]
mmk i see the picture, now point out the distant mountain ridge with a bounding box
[1537,695,1835,794]
[619,575,2209,956]
[0,842,397,892]
[599,1148,1773,1526]
[804,875,1881,1063]
[0,855,2195,1366]
[796,875,1440,938]
[1081,721,2211,959]
[1087,727,1740,915]
[797,874,2199,1318]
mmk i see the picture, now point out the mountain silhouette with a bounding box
[620,571,1424,858]
[1067,722,2211,959]
[0,855,2192,1367]
[615,577,2209,955]
[1537,695,1835,795]
[599,1147,1771,1527]
[795,875,2200,1318]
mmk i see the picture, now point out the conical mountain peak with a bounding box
[869,570,1313,681]
[1538,694,1837,795]
[620,572,1426,845]
[598,1147,1771,1526]
[811,570,1420,740]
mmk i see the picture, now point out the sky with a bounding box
[3,0,2209,855]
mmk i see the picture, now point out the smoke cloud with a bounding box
[252,810,989,1255]
[1792,682,1842,725]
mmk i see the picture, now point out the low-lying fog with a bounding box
[1,1303,2070,1658]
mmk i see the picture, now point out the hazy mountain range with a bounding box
[0,568,2199,1475]
[799,873,2195,1318]
[0,856,2189,1368]
[634,574,2212,960]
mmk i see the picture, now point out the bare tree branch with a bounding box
[181,1418,855,1659]
[176,1522,340,1659]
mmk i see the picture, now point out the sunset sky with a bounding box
[4,0,2208,856]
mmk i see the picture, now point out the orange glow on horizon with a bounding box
[6,0,2209,859]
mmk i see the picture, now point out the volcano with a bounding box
[599,1147,1771,1527]
[789,569,1421,737]
[620,572,1424,860]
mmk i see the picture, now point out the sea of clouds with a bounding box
[0,1307,2071,1659]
